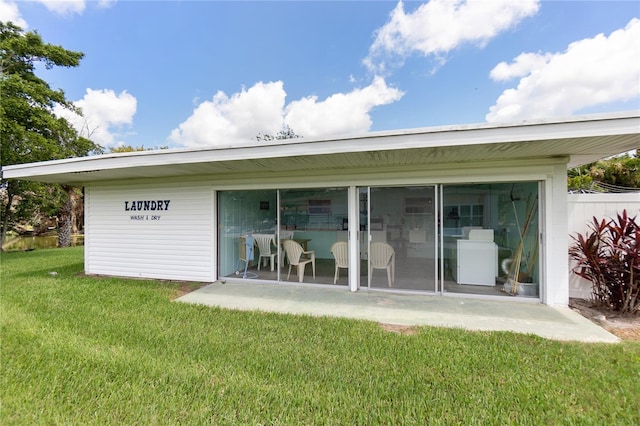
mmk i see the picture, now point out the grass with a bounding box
[2,247,639,424]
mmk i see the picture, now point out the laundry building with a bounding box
[3,112,639,306]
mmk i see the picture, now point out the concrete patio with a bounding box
[176,281,619,343]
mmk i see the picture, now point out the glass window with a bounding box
[218,190,277,279]
[442,182,539,298]
[280,188,348,285]
[218,188,348,285]
[362,186,437,292]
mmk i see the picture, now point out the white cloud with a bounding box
[284,76,404,139]
[489,52,555,82]
[486,18,640,123]
[55,88,137,147]
[169,78,404,148]
[169,81,287,149]
[0,0,116,26]
[0,0,28,27]
[365,0,540,74]
[97,0,116,9]
[37,0,86,16]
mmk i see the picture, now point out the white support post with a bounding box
[544,165,569,306]
[348,186,359,292]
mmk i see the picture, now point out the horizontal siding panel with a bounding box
[88,223,213,231]
[89,240,212,249]
[87,251,210,262]
[88,268,210,282]
[89,209,212,216]
[86,183,215,282]
[90,253,212,264]
[89,260,211,272]
[86,259,213,281]
[89,231,211,239]
[90,219,213,226]
[88,233,212,242]
[89,244,212,253]
[89,246,211,257]
[89,233,211,242]
[89,266,211,277]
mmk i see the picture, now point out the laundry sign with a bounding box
[125,200,171,221]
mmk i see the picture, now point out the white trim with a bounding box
[348,186,359,292]
[3,112,638,183]
[543,164,570,306]
[212,189,218,283]
[84,185,91,273]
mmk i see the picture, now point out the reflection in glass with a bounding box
[362,186,437,292]
[218,188,348,285]
[280,188,348,285]
[218,190,277,278]
[442,182,539,298]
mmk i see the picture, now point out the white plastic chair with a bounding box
[279,230,295,240]
[253,234,277,272]
[330,241,349,284]
[283,239,315,283]
[278,230,295,264]
[369,242,395,287]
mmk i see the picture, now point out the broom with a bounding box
[508,194,538,295]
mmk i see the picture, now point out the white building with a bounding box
[3,112,639,306]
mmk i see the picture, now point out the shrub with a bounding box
[569,210,639,313]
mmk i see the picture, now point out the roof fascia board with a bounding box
[3,112,638,180]
[86,156,569,189]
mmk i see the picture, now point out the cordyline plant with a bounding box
[569,210,639,314]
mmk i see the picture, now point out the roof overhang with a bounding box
[2,112,639,185]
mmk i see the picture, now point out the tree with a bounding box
[109,144,168,153]
[0,22,102,249]
[568,151,640,192]
[255,125,302,142]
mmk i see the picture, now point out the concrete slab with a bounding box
[176,281,619,343]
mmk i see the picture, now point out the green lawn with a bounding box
[2,247,639,424]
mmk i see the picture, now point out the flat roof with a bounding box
[3,111,639,184]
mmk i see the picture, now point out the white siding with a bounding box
[538,165,571,306]
[85,182,214,282]
[568,193,640,299]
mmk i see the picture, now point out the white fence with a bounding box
[567,193,640,299]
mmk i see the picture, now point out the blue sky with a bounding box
[2,0,639,150]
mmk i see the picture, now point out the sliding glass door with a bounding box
[441,182,539,298]
[360,186,437,291]
[217,182,539,299]
[279,188,348,285]
[218,190,278,279]
[218,188,348,284]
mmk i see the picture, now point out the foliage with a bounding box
[569,210,640,313]
[567,167,594,192]
[568,151,640,191]
[255,125,301,142]
[109,144,168,153]
[2,247,640,424]
[10,182,66,227]
[0,22,102,247]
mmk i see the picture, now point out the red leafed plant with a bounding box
[569,210,639,314]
